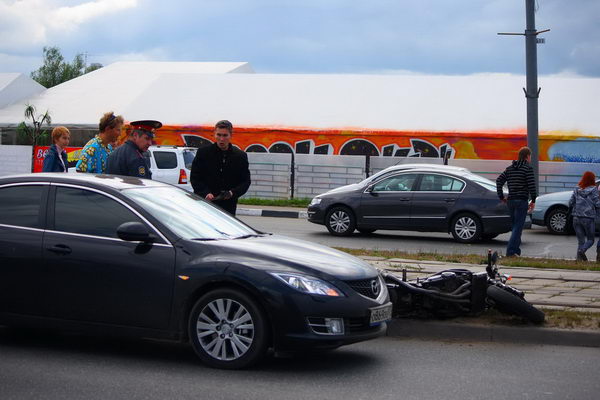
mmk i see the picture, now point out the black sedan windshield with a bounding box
[122,187,257,240]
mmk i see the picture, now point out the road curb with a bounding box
[386,319,600,347]
[237,207,307,219]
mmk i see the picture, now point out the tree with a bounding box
[30,46,103,88]
[18,104,52,172]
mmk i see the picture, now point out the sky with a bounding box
[0,0,599,77]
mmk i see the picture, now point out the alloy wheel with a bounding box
[549,211,567,233]
[454,216,477,240]
[329,211,350,233]
[195,298,254,361]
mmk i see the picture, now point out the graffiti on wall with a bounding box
[153,125,527,160]
[38,126,599,167]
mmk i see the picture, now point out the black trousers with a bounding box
[213,198,238,216]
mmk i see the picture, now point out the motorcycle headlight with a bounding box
[309,197,322,206]
[270,272,343,297]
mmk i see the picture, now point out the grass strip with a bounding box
[333,247,600,271]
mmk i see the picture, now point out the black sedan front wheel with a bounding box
[450,213,482,243]
[325,206,356,236]
[189,288,269,369]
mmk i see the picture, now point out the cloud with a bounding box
[0,0,138,50]
[50,0,138,28]
[0,0,598,77]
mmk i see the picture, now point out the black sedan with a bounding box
[0,173,391,369]
[308,167,511,243]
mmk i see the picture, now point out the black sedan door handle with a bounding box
[399,198,411,201]
[444,198,456,203]
[47,244,72,255]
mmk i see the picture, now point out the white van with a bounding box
[145,146,197,192]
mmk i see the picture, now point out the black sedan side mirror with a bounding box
[117,222,155,242]
[365,184,374,193]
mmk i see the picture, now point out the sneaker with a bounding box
[576,251,588,262]
[596,252,600,263]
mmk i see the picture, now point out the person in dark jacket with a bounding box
[568,171,600,261]
[106,120,161,179]
[496,146,537,257]
[190,120,251,216]
[42,126,70,172]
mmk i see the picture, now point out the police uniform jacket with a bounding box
[191,143,251,200]
[106,140,152,179]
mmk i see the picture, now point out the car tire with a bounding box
[325,206,356,236]
[450,213,482,243]
[188,288,269,369]
[357,228,377,235]
[546,207,571,235]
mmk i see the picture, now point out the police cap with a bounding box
[130,120,162,138]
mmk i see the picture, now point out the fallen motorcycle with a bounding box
[382,250,545,324]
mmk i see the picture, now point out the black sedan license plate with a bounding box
[369,303,392,325]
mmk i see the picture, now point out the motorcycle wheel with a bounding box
[487,285,545,324]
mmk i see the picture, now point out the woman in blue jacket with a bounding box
[42,126,70,172]
[569,171,600,261]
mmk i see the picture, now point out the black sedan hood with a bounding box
[189,234,378,280]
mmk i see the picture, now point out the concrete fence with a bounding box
[0,145,32,177]
[1,145,599,199]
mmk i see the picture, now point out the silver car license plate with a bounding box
[369,303,392,325]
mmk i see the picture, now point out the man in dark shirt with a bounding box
[190,120,251,215]
[496,146,537,257]
[107,120,161,179]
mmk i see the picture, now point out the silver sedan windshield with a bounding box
[122,187,257,240]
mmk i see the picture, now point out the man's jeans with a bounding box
[506,199,528,256]
[573,216,595,254]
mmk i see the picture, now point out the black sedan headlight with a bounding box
[309,197,322,207]
[269,272,344,297]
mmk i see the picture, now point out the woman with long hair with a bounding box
[568,171,600,261]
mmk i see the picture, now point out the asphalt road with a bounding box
[239,216,583,259]
[1,328,598,400]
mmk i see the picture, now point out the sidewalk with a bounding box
[237,204,307,218]
[368,257,600,312]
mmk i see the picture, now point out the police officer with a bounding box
[107,120,161,178]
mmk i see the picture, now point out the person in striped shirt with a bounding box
[496,147,537,257]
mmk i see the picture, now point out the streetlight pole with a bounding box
[498,0,549,189]
[525,0,540,185]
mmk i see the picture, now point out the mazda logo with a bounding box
[371,279,380,296]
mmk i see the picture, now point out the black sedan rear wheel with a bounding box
[189,288,269,369]
[450,213,482,243]
[325,206,356,236]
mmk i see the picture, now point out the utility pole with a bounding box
[498,0,549,188]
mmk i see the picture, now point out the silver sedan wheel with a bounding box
[195,298,254,361]
[549,211,567,233]
[329,210,350,233]
[454,216,477,240]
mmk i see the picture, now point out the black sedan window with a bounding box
[54,187,144,238]
[0,185,44,228]
[417,174,464,192]
[122,187,257,240]
[372,174,417,192]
